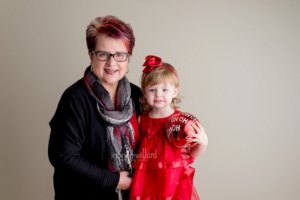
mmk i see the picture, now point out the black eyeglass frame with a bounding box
[92,51,130,62]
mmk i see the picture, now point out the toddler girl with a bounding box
[130,55,208,200]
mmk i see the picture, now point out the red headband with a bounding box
[142,55,177,77]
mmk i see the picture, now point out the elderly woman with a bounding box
[48,15,142,200]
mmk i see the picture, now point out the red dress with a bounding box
[130,110,200,200]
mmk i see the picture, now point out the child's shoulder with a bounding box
[173,109,182,115]
[139,112,149,121]
[140,112,149,117]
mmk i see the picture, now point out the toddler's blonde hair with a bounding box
[139,62,182,113]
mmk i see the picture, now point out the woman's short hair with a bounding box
[86,15,135,55]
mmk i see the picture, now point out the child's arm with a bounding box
[186,121,208,158]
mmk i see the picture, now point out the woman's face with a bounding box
[89,34,130,90]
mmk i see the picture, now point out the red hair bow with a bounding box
[142,55,162,73]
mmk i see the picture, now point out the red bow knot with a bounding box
[142,55,162,73]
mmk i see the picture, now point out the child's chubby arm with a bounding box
[187,121,208,158]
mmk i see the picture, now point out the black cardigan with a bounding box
[48,78,142,200]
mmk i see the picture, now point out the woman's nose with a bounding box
[106,56,116,66]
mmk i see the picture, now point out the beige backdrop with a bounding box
[1,0,299,199]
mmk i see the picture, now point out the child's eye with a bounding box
[149,89,155,92]
[163,89,168,92]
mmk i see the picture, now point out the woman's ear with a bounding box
[88,51,93,61]
[127,55,131,63]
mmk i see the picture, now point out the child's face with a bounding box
[144,82,179,110]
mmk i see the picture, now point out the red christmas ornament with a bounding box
[166,112,199,148]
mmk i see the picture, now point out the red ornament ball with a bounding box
[166,112,199,148]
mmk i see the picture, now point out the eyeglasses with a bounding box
[92,51,130,62]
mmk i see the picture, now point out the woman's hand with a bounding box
[116,171,132,190]
[187,121,208,158]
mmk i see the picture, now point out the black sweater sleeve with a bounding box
[48,82,120,190]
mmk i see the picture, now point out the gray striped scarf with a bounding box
[84,66,135,173]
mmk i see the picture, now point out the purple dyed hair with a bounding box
[86,15,135,55]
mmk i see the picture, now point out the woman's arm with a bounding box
[48,89,120,189]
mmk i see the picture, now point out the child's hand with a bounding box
[186,121,208,157]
